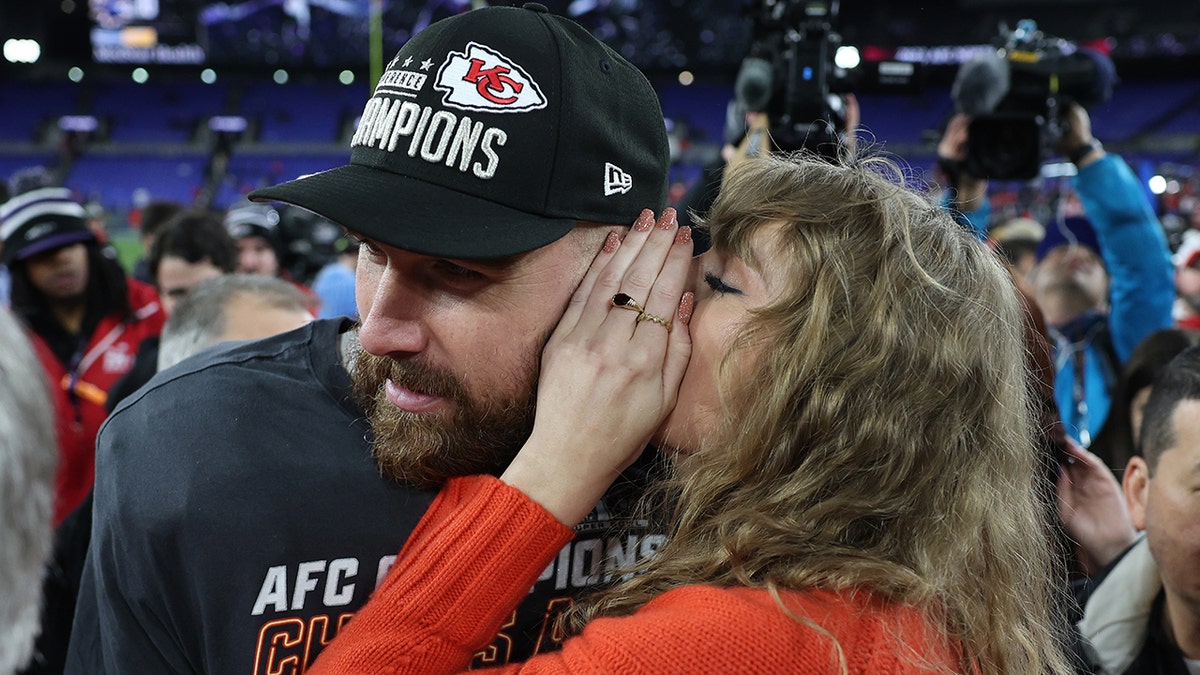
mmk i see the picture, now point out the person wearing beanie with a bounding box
[1,186,165,526]
[67,6,673,672]
[224,202,286,277]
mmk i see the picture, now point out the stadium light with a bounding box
[1149,175,1167,194]
[339,70,355,85]
[4,39,41,64]
[678,70,694,86]
[68,66,85,82]
[201,68,217,84]
[835,45,860,70]
[132,67,149,83]
[274,69,289,85]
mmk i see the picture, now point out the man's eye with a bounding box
[704,272,741,295]
[352,237,382,258]
[435,260,485,281]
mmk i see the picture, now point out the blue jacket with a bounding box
[956,155,1174,445]
[1053,155,1173,445]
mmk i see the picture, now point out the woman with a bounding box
[311,152,1072,674]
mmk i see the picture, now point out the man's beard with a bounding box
[350,343,540,490]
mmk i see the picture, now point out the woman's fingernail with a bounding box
[634,209,655,232]
[656,207,678,231]
[677,292,694,324]
[674,226,692,245]
[603,231,620,253]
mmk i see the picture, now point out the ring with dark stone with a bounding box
[610,293,645,313]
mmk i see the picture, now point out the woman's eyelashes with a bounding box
[704,271,742,296]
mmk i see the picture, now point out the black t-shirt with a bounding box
[67,319,661,674]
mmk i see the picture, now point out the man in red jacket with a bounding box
[2,186,165,524]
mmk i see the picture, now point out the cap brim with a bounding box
[248,164,577,259]
[9,230,96,264]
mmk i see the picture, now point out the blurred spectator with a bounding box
[1090,329,1200,474]
[950,104,1175,447]
[311,235,358,320]
[147,211,239,317]
[0,308,57,675]
[82,202,108,246]
[1173,230,1200,332]
[1074,346,1200,674]
[24,274,310,675]
[989,216,1045,287]
[225,202,286,277]
[224,201,318,312]
[105,210,239,412]
[2,187,166,525]
[157,274,314,371]
[129,200,185,285]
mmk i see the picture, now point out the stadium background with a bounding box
[1,0,1198,278]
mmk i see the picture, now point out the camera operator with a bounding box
[676,0,858,233]
[939,103,1174,450]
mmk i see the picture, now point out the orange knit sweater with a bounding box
[310,475,962,674]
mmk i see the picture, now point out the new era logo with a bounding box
[604,163,632,196]
[435,42,547,113]
[24,223,55,241]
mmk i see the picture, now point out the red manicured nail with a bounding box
[603,231,620,253]
[633,209,654,232]
[674,226,691,245]
[656,207,678,231]
[677,292,694,324]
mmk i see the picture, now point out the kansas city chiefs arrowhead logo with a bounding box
[434,42,548,113]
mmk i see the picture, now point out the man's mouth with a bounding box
[384,378,446,414]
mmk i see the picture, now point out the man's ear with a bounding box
[1123,455,1151,531]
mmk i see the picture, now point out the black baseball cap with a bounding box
[1,187,96,265]
[249,3,670,259]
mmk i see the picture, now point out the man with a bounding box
[149,210,241,317]
[2,186,165,525]
[105,210,241,410]
[156,274,314,371]
[1074,345,1200,674]
[67,5,670,673]
[107,209,243,415]
[225,202,287,278]
[28,275,310,675]
[0,308,57,675]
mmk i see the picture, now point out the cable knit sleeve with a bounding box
[308,474,574,673]
[310,476,958,675]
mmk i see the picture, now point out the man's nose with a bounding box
[357,267,431,358]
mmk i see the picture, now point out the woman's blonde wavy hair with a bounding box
[572,151,1072,674]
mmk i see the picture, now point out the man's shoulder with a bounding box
[118,319,341,406]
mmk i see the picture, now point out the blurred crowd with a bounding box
[2,9,1200,673]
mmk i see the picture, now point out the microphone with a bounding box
[735,57,775,113]
[952,53,1010,116]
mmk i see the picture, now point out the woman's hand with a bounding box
[500,208,694,526]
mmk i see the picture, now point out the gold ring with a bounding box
[611,293,645,313]
[636,312,673,333]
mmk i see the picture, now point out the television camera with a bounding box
[732,0,852,159]
[953,20,1116,181]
